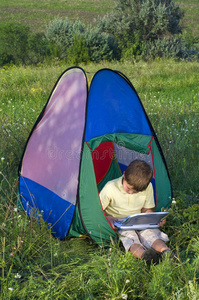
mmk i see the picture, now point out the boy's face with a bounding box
[122,178,137,194]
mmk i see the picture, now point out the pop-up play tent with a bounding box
[18,67,172,246]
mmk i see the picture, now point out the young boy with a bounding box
[100,160,173,265]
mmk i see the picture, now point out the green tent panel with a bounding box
[149,138,172,211]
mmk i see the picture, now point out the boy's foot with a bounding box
[160,249,178,261]
[141,248,160,266]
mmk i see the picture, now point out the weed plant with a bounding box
[0,60,199,299]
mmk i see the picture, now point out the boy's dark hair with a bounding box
[124,160,153,192]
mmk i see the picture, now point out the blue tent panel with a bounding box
[19,176,75,239]
[85,69,152,142]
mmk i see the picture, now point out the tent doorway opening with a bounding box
[89,136,157,205]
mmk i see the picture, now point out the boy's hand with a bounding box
[106,216,118,230]
[158,218,166,227]
[141,208,166,227]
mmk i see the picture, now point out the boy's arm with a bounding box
[141,208,154,213]
[100,185,118,229]
[106,215,118,229]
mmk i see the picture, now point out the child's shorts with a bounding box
[118,229,169,251]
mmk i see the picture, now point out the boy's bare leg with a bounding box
[151,239,170,253]
[129,244,145,258]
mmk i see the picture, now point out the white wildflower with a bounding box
[8,287,14,291]
[15,273,22,279]
[14,207,18,212]
[121,293,128,300]
[125,279,130,284]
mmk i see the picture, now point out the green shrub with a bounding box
[67,34,90,64]
[94,0,199,61]
[45,17,120,62]
[45,17,85,47]
[84,25,120,62]
[180,29,199,49]
[140,37,199,61]
[0,22,51,66]
[45,17,86,59]
[120,37,141,62]
[27,32,51,65]
[95,0,184,49]
[0,22,31,65]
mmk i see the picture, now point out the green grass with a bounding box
[0,0,114,31]
[0,60,199,299]
[177,0,199,36]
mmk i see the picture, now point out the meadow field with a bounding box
[0,0,199,37]
[0,59,199,299]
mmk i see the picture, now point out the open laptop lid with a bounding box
[114,212,169,230]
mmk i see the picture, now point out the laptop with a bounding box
[114,212,169,230]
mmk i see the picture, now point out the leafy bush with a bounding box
[0,22,51,66]
[84,25,120,62]
[140,37,199,61]
[95,0,184,48]
[67,34,90,64]
[45,17,120,63]
[120,39,141,62]
[94,0,188,60]
[26,32,51,65]
[45,17,85,59]
[180,29,199,49]
[0,22,31,65]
